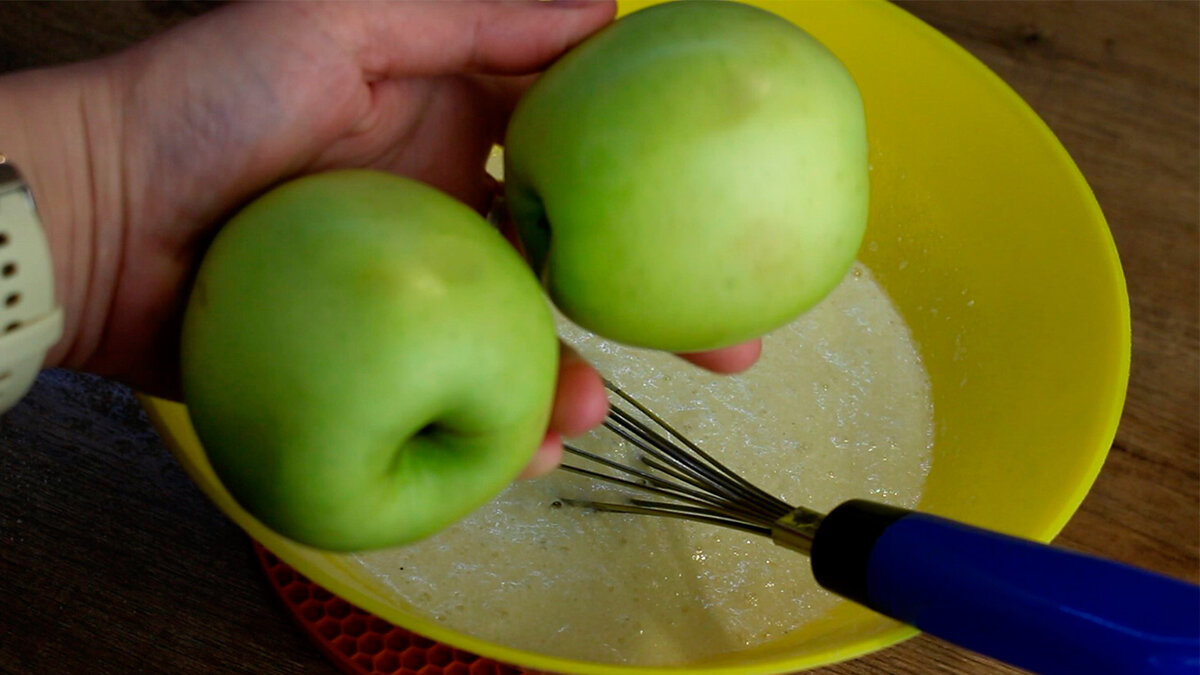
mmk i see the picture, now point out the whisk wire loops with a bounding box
[560,380,799,536]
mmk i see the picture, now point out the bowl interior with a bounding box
[140,1,1129,673]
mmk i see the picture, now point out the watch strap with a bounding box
[0,159,63,413]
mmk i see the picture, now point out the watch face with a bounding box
[0,161,37,212]
[0,160,19,185]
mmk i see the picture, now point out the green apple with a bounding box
[181,170,558,551]
[504,0,869,352]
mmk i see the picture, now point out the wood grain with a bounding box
[0,3,1196,674]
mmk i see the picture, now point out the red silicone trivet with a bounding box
[253,541,533,675]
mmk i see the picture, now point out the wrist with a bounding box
[0,61,125,372]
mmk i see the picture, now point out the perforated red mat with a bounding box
[253,542,533,675]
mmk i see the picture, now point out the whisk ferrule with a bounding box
[770,507,825,556]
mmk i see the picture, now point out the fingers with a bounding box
[678,339,763,374]
[346,1,616,78]
[518,431,565,480]
[517,339,763,480]
[518,343,608,480]
[516,337,767,480]
[550,343,610,435]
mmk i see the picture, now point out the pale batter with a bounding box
[355,262,933,665]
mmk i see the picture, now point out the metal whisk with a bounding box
[555,380,1199,675]
[559,379,822,555]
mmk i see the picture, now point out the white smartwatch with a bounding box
[0,156,63,414]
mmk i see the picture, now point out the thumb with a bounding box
[345,0,617,78]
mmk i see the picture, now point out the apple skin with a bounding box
[181,170,559,551]
[504,1,869,352]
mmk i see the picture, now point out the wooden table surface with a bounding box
[1,2,1196,674]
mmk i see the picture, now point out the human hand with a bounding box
[521,339,762,479]
[0,0,760,476]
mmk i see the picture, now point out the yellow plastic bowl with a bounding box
[140,1,1130,672]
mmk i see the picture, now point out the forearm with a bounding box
[0,61,125,372]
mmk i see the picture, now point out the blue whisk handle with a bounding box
[810,499,1200,674]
